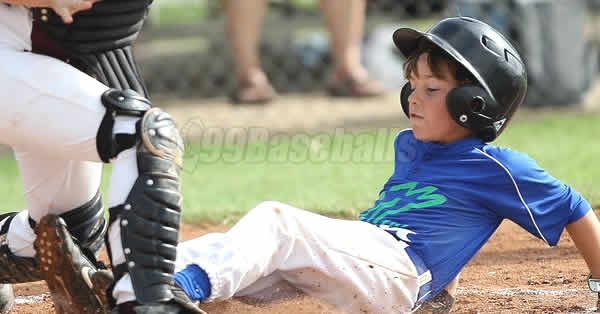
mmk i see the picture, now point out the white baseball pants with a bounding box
[115,201,429,313]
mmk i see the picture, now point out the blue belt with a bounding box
[404,245,433,308]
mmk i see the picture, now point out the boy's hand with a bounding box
[587,274,600,311]
[49,0,101,23]
[414,290,455,313]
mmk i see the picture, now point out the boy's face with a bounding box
[407,53,472,143]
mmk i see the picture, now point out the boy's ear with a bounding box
[400,82,412,117]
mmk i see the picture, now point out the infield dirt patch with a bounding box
[8,219,596,313]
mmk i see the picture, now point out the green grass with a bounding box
[1,110,599,224]
[0,157,22,212]
[148,1,438,27]
[495,111,600,204]
[179,128,396,223]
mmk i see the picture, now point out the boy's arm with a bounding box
[565,209,600,301]
[566,210,600,277]
[445,274,460,296]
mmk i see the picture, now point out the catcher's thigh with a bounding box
[0,48,107,160]
[15,155,102,222]
[0,48,122,258]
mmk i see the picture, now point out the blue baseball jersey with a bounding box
[359,129,590,297]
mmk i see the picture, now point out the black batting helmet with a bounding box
[394,17,527,142]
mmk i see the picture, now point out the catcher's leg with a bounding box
[0,212,38,314]
[0,284,13,314]
[94,89,204,314]
[0,191,107,314]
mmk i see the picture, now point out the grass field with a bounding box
[0,110,598,224]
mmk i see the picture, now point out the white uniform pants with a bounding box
[118,201,427,313]
[0,47,135,258]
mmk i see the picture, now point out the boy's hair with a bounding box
[403,39,520,130]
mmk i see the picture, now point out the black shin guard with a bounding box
[96,88,185,305]
[0,191,106,285]
[110,108,184,304]
[26,192,106,261]
[58,191,106,257]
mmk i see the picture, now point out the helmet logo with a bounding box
[493,118,507,131]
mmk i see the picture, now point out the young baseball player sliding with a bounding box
[38,16,600,314]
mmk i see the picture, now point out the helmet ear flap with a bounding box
[400,82,412,117]
[446,85,501,142]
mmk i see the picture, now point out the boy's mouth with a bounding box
[410,113,424,120]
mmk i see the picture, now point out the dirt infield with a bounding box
[8,218,595,314]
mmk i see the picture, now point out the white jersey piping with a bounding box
[475,148,549,245]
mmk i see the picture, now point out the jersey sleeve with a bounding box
[483,147,591,246]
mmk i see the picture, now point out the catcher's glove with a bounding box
[31,0,153,97]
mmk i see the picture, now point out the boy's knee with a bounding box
[255,201,285,210]
[250,201,296,218]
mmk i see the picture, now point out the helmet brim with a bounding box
[392,27,425,60]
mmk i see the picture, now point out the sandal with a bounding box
[230,73,277,105]
[327,77,386,98]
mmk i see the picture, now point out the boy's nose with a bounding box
[407,88,420,106]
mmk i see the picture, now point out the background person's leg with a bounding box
[319,0,385,97]
[221,0,276,104]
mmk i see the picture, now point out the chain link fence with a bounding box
[135,0,448,99]
[449,0,600,107]
[136,0,600,107]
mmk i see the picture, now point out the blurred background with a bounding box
[138,0,600,108]
[3,0,600,220]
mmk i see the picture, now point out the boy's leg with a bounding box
[134,201,425,313]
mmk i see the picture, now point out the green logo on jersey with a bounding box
[360,181,447,225]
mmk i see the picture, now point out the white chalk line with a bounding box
[15,293,49,305]
[458,287,597,313]
[457,286,587,296]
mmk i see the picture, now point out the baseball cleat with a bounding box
[34,214,112,314]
